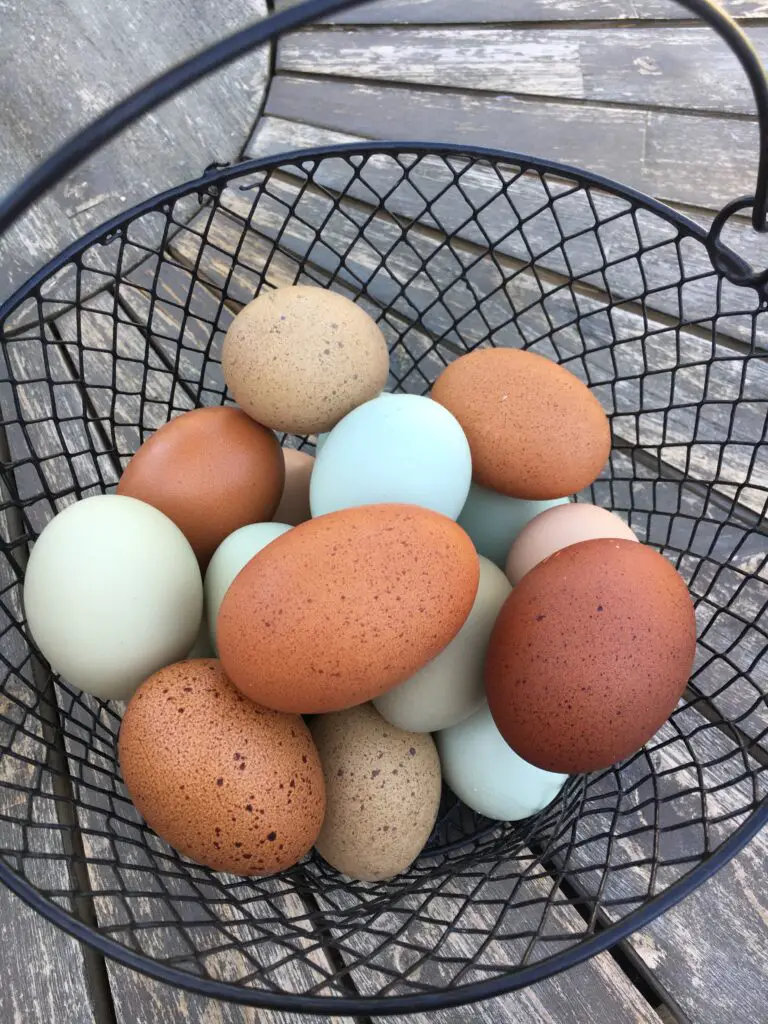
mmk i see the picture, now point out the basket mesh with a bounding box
[0,147,766,1009]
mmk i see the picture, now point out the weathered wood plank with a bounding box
[274,0,768,23]
[0,0,270,304]
[278,25,768,116]
[264,73,761,213]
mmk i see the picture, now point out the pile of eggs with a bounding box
[22,285,697,883]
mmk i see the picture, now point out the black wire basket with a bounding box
[0,0,766,1015]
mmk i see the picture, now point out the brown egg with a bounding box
[118,659,325,876]
[273,447,314,526]
[222,286,390,435]
[218,504,480,714]
[485,539,696,773]
[117,406,284,568]
[310,704,442,881]
[431,348,610,499]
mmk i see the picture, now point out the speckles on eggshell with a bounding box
[118,659,326,877]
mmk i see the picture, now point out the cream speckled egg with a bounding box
[222,286,390,435]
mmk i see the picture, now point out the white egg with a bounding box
[374,557,510,732]
[457,483,569,568]
[437,703,568,821]
[23,495,202,701]
[310,393,472,519]
[204,522,292,650]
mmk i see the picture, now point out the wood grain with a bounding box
[278,25,768,115]
[274,0,768,23]
[263,73,761,213]
[0,0,270,303]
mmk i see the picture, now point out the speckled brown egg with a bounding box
[217,504,480,714]
[431,348,610,499]
[485,539,697,773]
[273,447,314,526]
[310,704,441,881]
[118,659,325,876]
[117,406,284,568]
[222,286,390,435]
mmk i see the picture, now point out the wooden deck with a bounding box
[0,1,766,1022]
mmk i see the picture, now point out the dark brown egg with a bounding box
[117,406,284,567]
[217,504,480,714]
[118,659,325,876]
[485,539,696,773]
[431,347,610,499]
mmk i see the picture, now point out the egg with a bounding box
[119,659,325,876]
[116,406,284,567]
[432,348,611,499]
[222,286,390,434]
[310,704,441,881]
[310,394,472,519]
[205,522,292,651]
[485,539,697,773]
[458,483,569,568]
[274,448,314,525]
[23,495,202,700]
[506,502,638,584]
[437,703,567,821]
[374,557,511,732]
[217,504,479,714]
[188,617,215,659]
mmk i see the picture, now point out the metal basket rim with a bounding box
[1,138,766,1015]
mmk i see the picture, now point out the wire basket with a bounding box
[0,0,766,1015]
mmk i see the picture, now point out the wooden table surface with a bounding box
[0,1,766,1022]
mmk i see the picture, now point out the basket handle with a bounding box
[0,0,767,283]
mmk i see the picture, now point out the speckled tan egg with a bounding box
[222,286,390,435]
[217,504,480,714]
[431,348,610,499]
[116,406,284,568]
[310,704,442,881]
[118,659,325,876]
[485,539,697,773]
[273,447,314,526]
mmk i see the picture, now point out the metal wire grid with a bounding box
[0,146,766,1011]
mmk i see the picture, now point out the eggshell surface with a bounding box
[23,495,202,700]
[437,704,567,821]
[222,286,390,434]
[310,394,472,519]
[217,504,480,714]
[310,704,441,881]
[374,557,511,732]
[485,539,697,773]
[457,483,569,568]
[274,448,314,525]
[205,522,292,651]
[119,660,325,876]
[507,502,637,584]
[116,406,284,567]
[432,348,611,499]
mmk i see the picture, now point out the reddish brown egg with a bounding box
[117,406,284,567]
[118,659,325,876]
[217,504,480,714]
[485,539,696,773]
[431,347,610,499]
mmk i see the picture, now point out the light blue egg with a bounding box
[310,393,472,519]
[457,483,569,568]
[437,703,568,821]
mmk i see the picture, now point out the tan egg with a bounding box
[116,406,284,568]
[273,448,314,526]
[310,704,442,881]
[506,503,638,584]
[217,504,479,714]
[431,347,610,499]
[118,660,325,876]
[222,286,390,435]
